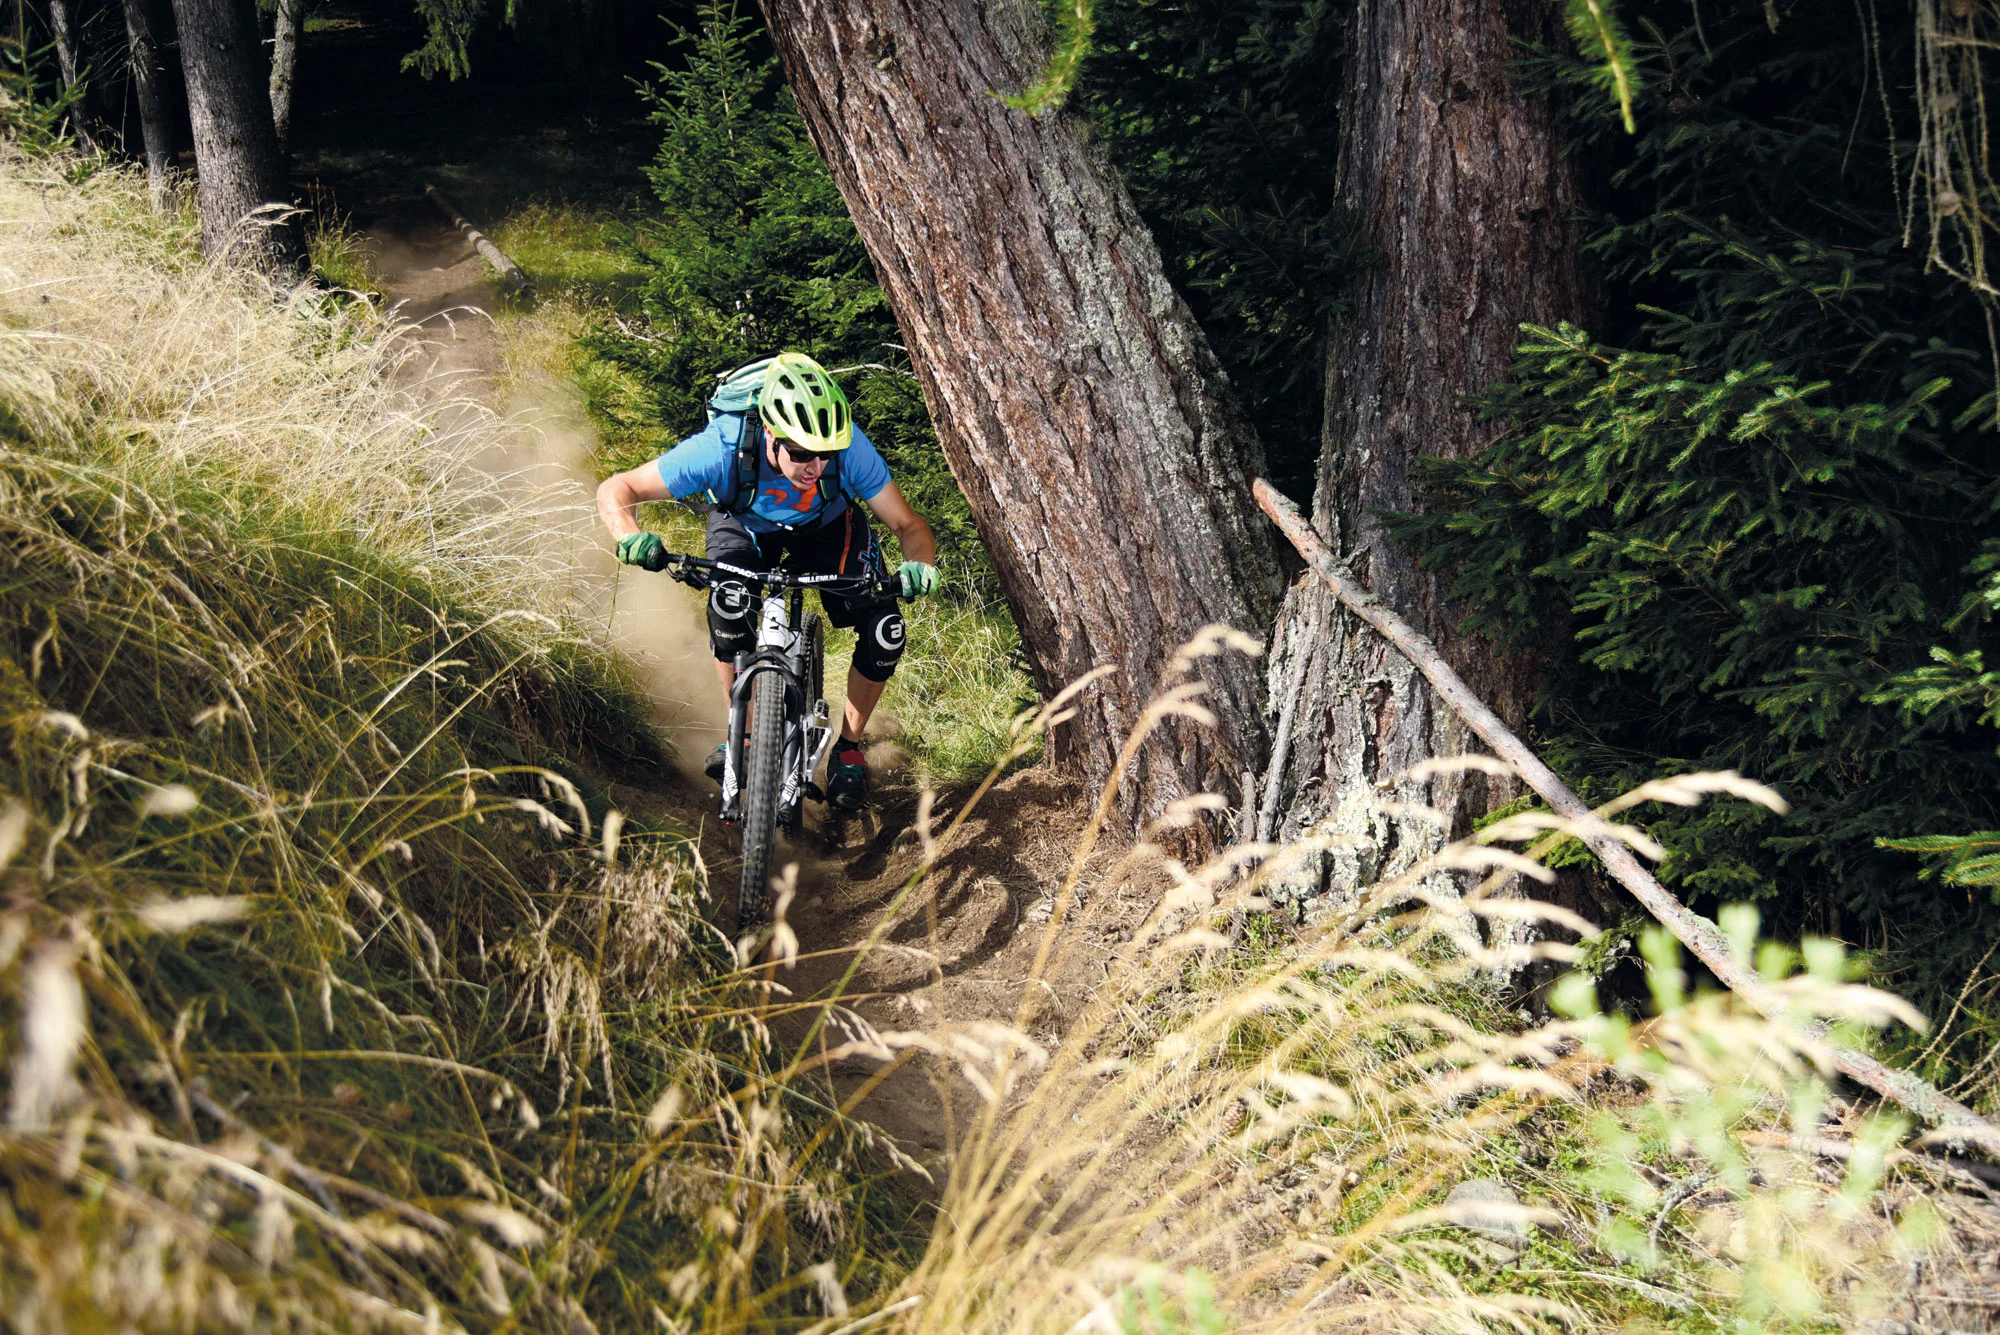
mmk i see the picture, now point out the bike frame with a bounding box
[662,553,886,825]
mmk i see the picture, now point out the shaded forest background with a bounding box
[17,0,2000,1089]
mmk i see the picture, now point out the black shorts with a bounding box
[703,508,907,681]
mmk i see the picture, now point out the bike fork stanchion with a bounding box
[722,652,755,824]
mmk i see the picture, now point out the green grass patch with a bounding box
[489,196,649,310]
[306,206,380,296]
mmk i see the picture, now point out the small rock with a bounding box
[1443,1178,1532,1253]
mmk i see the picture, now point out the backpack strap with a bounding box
[722,413,761,516]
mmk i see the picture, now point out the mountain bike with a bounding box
[660,550,901,928]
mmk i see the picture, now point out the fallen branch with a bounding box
[423,184,532,296]
[1737,1128,2000,1189]
[1252,478,1996,1137]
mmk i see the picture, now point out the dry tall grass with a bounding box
[0,148,1982,1335]
[0,152,891,1332]
[787,641,1968,1334]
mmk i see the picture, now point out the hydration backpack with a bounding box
[700,358,850,522]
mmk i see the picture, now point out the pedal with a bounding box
[805,782,825,802]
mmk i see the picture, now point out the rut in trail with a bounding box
[358,209,1159,1184]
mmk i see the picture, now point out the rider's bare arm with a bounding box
[596,463,674,540]
[863,481,938,565]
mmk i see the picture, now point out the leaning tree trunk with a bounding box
[1263,0,1593,908]
[47,0,101,152]
[122,0,173,208]
[760,0,1283,842]
[267,0,303,159]
[171,0,303,272]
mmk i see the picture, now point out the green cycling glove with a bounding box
[897,561,939,598]
[616,531,668,571]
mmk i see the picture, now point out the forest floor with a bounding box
[288,15,1160,1185]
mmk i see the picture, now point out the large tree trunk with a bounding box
[171,0,303,271]
[1263,0,1593,909]
[266,0,302,159]
[122,0,173,209]
[759,0,1283,842]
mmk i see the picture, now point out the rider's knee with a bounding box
[707,579,756,658]
[852,607,906,683]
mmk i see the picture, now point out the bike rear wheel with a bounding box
[737,668,787,929]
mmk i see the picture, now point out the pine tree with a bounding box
[1393,5,2000,1075]
[1079,0,1364,500]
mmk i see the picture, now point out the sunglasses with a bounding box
[777,440,830,465]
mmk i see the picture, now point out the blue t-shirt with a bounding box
[655,414,893,534]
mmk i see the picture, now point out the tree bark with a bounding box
[1257,478,1998,1136]
[1262,0,1592,909]
[266,0,303,157]
[47,0,100,152]
[122,0,173,208]
[759,0,1283,841]
[266,0,301,159]
[171,0,303,271]
[425,184,532,295]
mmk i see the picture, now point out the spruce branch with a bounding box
[1003,0,1095,116]
[1565,0,1638,133]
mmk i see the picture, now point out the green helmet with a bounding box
[758,352,852,452]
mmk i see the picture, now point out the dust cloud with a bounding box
[366,212,726,779]
[487,382,729,778]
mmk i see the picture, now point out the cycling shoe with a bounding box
[826,744,869,811]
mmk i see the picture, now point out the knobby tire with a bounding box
[738,669,787,928]
[804,611,825,708]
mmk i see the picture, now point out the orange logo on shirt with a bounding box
[761,483,818,515]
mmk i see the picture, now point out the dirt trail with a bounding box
[361,216,1152,1185]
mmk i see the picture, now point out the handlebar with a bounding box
[656,549,902,601]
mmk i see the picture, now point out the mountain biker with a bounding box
[594,352,939,812]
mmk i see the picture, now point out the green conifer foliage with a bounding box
[1080,0,1365,500]
[1394,5,2000,1075]
[582,0,992,597]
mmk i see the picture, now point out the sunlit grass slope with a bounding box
[0,155,889,1331]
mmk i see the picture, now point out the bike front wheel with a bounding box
[737,668,787,929]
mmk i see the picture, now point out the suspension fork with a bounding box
[723,652,795,821]
[721,586,813,822]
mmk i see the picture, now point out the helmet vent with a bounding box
[758,351,852,451]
